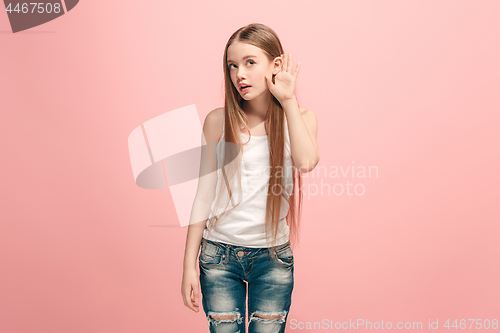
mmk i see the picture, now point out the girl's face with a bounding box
[226,42,280,101]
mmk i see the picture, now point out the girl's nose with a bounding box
[236,68,246,79]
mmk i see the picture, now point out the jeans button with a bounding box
[237,251,244,257]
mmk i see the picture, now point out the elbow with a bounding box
[296,154,320,174]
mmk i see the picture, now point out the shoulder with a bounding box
[203,107,225,143]
[206,107,224,123]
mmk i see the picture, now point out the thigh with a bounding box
[247,242,294,333]
[199,239,246,333]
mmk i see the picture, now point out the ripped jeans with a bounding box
[199,238,294,333]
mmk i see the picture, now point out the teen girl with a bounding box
[181,23,319,333]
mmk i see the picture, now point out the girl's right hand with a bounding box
[181,267,200,312]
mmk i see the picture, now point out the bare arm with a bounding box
[182,109,221,270]
[282,99,320,173]
[181,108,222,313]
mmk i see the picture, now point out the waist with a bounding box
[202,237,290,252]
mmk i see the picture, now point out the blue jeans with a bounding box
[199,238,294,333]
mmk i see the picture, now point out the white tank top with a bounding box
[202,116,294,248]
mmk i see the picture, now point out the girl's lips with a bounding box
[240,86,251,92]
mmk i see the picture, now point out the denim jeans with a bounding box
[199,237,294,333]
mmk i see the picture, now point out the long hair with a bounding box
[205,23,303,257]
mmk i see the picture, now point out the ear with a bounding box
[272,54,283,75]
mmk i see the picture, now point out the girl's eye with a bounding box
[229,60,255,69]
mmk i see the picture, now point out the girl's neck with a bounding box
[242,92,272,120]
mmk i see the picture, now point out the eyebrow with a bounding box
[227,55,257,64]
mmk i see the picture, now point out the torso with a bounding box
[215,107,307,141]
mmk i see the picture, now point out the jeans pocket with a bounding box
[200,241,223,266]
[274,244,294,267]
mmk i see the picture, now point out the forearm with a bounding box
[183,218,206,270]
[183,173,217,270]
[281,98,319,172]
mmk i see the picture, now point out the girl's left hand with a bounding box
[266,50,301,105]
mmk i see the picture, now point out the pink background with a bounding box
[1,0,499,332]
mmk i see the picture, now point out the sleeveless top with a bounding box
[202,115,294,248]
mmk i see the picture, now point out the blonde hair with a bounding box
[205,23,303,258]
